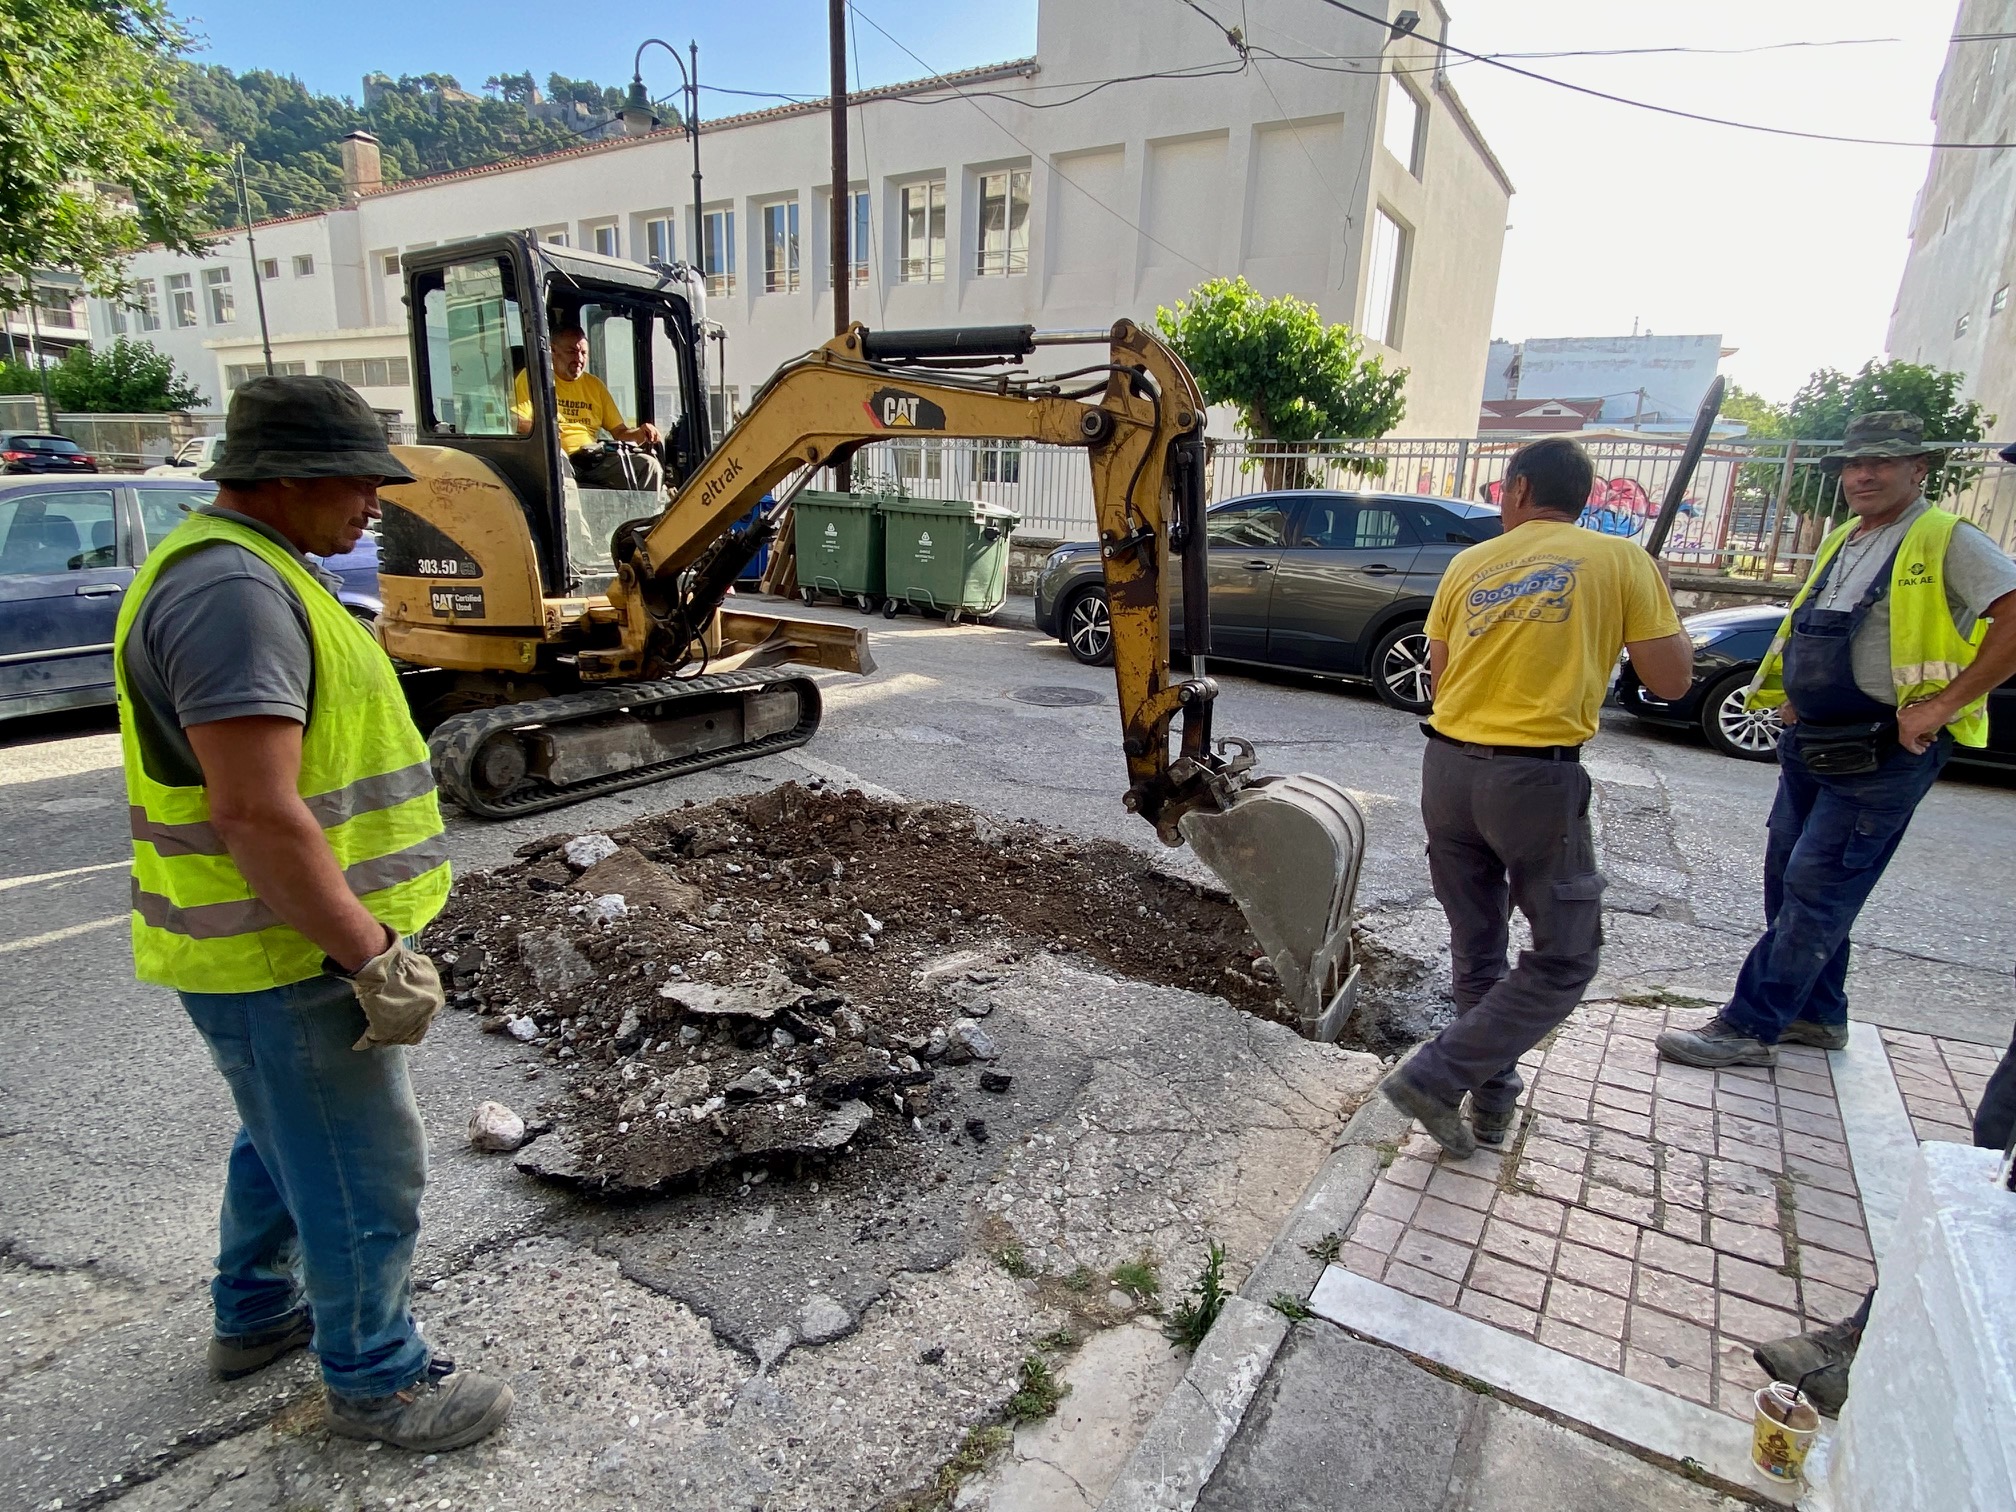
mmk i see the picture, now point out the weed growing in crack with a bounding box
[888,1424,1016,1512]
[1269,1293,1313,1321]
[1062,1265,1096,1292]
[1111,1254,1161,1305]
[1032,1326,1078,1353]
[994,1245,1036,1280]
[1164,1240,1229,1352]
[1617,988,1715,1011]
[1373,1138,1400,1169]
[1303,1232,1343,1264]
[1007,1354,1069,1423]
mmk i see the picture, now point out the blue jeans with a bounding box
[1722,724,1951,1042]
[180,971,431,1399]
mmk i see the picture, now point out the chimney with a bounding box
[339,131,383,205]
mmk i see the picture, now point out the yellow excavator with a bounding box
[376,232,1365,1039]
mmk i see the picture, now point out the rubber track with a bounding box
[429,666,822,819]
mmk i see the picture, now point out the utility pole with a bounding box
[24,281,55,429]
[235,145,275,376]
[829,0,850,336]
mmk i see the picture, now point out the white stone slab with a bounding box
[1308,1266,1804,1505]
[1829,1021,1919,1265]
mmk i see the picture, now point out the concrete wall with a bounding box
[87,1,1510,438]
[1483,333,1726,430]
[1887,0,2016,437]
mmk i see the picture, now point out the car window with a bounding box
[18,435,83,454]
[1206,499,1290,549]
[1411,502,1501,544]
[0,489,119,576]
[1296,501,1422,551]
[136,484,217,545]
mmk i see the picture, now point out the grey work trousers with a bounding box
[1405,737,1606,1112]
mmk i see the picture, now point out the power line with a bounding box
[1309,0,2016,151]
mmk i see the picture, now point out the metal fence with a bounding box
[0,394,46,432]
[15,410,414,469]
[830,433,2016,582]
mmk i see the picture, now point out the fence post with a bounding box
[1761,441,1798,582]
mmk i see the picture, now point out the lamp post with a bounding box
[621,39,704,287]
[234,145,275,376]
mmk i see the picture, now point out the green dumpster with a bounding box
[879,496,1022,623]
[792,491,886,611]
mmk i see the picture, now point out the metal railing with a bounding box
[23,410,413,470]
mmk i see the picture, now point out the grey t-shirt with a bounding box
[1808,497,2016,705]
[122,507,335,787]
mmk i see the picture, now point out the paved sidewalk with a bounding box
[1882,1025,2000,1142]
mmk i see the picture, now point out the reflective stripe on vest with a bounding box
[1746,505,1991,748]
[115,512,451,992]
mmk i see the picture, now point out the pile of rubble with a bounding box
[425,781,1278,1194]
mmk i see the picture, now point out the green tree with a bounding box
[1721,383,1786,440]
[545,72,623,112]
[0,0,224,303]
[1784,358,1990,513]
[47,337,206,410]
[485,71,538,105]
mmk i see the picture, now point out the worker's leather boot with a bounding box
[208,1308,315,1381]
[1655,1014,1778,1069]
[326,1362,515,1452]
[1378,1069,1477,1159]
[1777,1019,1850,1051]
[1753,1316,1862,1417]
[1469,1104,1517,1147]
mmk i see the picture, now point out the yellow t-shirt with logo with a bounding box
[512,370,628,454]
[1425,520,1681,748]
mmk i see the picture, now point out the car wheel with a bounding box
[1061,586,1113,666]
[1701,669,1781,761]
[1370,621,1433,713]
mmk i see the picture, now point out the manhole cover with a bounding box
[1006,686,1107,707]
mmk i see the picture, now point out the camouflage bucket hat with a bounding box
[1819,411,1935,471]
[202,374,415,484]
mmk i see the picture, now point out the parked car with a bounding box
[1,432,97,475]
[0,476,380,722]
[1033,491,1503,712]
[143,434,226,476]
[1616,602,2016,768]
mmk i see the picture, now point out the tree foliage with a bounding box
[52,337,206,410]
[1785,358,1991,444]
[1720,383,1786,441]
[0,0,224,303]
[544,73,625,112]
[1155,277,1406,444]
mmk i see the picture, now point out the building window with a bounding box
[975,168,1030,277]
[382,252,401,277]
[761,200,800,293]
[225,360,308,389]
[1363,208,1408,347]
[1384,75,1424,175]
[203,267,235,324]
[293,254,315,277]
[543,229,569,247]
[900,181,946,283]
[104,298,128,336]
[166,273,197,328]
[1994,285,2009,318]
[1956,312,1971,338]
[130,279,160,332]
[258,257,280,281]
[645,216,675,265]
[703,209,736,296]
[707,384,740,436]
[318,356,411,388]
[592,224,619,258]
[977,440,1021,484]
[849,189,870,284]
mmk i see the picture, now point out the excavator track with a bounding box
[429,666,822,819]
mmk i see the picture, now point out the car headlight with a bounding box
[1689,631,1719,649]
[1042,548,1072,573]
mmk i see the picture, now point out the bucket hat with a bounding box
[202,374,415,484]
[1819,411,1935,471]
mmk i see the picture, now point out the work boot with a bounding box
[1470,1103,1517,1148]
[208,1308,315,1381]
[1753,1316,1862,1417]
[1655,1014,1778,1069]
[326,1364,514,1452]
[1379,1069,1476,1159]
[1777,1019,1850,1052]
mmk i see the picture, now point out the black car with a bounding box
[1033,491,1502,712]
[1616,602,2016,767]
[1,432,98,475]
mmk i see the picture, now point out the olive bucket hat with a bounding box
[201,374,415,484]
[1819,410,1936,472]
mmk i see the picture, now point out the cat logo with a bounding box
[865,387,947,431]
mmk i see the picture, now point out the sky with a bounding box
[171,0,1972,404]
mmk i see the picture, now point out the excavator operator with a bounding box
[512,324,664,492]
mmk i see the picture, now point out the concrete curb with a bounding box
[1094,1085,1412,1511]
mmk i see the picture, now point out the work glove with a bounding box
[346,935,446,1050]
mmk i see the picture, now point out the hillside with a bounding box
[174,66,633,228]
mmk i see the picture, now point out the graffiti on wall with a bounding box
[1480,474,1701,546]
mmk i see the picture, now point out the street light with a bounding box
[624,39,704,291]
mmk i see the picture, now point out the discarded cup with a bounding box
[1751,1382,1821,1483]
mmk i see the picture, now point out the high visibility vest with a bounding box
[1747,505,1991,747]
[115,512,450,992]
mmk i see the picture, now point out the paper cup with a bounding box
[1751,1383,1821,1483]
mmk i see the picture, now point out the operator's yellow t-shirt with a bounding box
[1425,520,1680,748]
[511,370,628,454]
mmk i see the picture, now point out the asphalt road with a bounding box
[2,607,2011,1508]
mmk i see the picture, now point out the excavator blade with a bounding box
[1180,774,1367,1042]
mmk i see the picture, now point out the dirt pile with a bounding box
[425,780,1283,1194]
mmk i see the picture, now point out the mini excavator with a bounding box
[375,232,1366,1039]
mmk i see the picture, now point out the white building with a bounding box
[1887,0,2016,438]
[1482,334,1731,433]
[91,0,1512,438]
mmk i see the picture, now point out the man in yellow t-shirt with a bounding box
[1378,437,1694,1157]
[513,325,664,491]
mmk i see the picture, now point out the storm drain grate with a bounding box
[1006,686,1108,707]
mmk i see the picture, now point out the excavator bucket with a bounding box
[1180,774,1367,1042]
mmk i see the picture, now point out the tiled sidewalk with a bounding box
[1881,1026,2000,1143]
[1340,999,1878,1420]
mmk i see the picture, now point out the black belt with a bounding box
[1422,723,1582,763]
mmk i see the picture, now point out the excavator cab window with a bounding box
[417,258,526,437]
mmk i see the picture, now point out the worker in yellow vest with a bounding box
[1659,412,2016,1072]
[115,375,512,1452]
